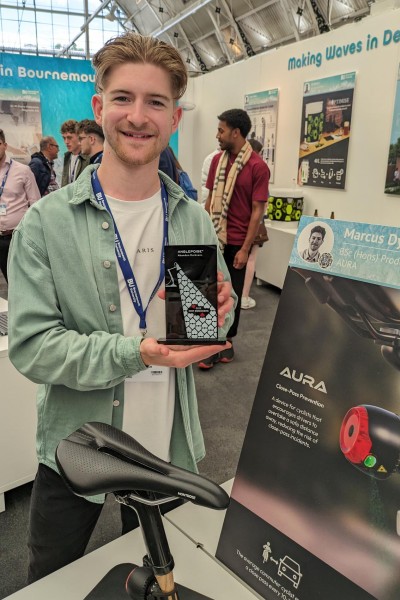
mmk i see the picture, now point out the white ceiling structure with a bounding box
[1,0,376,74]
[80,0,374,75]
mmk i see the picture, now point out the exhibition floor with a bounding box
[0,277,280,599]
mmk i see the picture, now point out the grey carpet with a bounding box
[0,279,280,599]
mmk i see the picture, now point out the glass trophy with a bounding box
[158,245,226,345]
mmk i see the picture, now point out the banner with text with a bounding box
[217,216,400,600]
[245,89,279,182]
[297,72,355,189]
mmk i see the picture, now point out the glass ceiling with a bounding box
[0,0,125,58]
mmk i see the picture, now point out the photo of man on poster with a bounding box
[301,225,326,262]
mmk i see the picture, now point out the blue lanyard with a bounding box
[0,160,12,198]
[92,152,103,165]
[91,170,168,336]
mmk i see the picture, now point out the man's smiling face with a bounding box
[92,62,181,168]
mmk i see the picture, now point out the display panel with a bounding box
[297,73,355,189]
[217,216,400,600]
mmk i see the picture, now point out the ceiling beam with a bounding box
[279,0,300,41]
[206,6,233,64]
[236,0,280,21]
[306,0,331,33]
[219,0,248,56]
[150,0,214,37]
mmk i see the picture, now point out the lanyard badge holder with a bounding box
[92,171,168,338]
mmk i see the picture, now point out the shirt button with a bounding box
[103,260,111,268]
[113,400,120,407]
[102,222,109,230]
[109,304,117,312]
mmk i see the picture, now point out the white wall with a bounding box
[178,7,400,226]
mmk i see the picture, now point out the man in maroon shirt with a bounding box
[200,109,270,368]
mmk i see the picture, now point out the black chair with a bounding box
[56,422,230,600]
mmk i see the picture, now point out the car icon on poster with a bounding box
[277,555,303,589]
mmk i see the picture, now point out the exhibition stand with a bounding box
[0,298,38,513]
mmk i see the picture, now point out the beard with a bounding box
[104,128,167,167]
[219,141,233,153]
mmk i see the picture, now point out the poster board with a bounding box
[0,88,42,163]
[297,73,355,189]
[384,63,400,195]
[244,89,279,182]
[217,216,400,600]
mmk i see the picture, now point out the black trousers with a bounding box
[0,233,12,282]
[223,244,248,339]
[28,464,182,584]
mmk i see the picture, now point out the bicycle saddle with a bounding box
[56,422,229,510]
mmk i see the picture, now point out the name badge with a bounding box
[126,365,169,383]
[0,204,6,216]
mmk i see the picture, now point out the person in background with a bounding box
[60,119,89,186]
[241,138,267,310]
[76,119,104,165]
[200,148,219,207]
[200,108,270,368]
[159,145,198,200]
[158,145,178,181]
[8,32,234,583]
[0,128,40,282]
[29,136,60,197]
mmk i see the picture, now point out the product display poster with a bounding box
[297,72,355,189]
[384,63,400,195]
[217,216,400,600]
[244,89,279,182]
[0,88,42,163]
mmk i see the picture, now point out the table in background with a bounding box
[255,221,298,290]
[0,297,38,512]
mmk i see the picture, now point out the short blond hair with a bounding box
[92,33,187,99]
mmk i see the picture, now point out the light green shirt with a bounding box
[8,165,235,501]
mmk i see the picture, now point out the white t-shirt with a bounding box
[107,190,175,461]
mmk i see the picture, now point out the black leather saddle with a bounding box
[56,422,229,510]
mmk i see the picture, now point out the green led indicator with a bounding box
[364,455,377,468]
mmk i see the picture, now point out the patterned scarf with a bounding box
[210,140,252,250]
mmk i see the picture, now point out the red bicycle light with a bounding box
[340,405,400,480]
[340,406,372,464]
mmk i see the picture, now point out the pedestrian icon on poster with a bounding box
[262,542,272,563]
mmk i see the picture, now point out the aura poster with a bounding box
[217,216,400,600]
[297,72,355,189]
[384,63,400,195]
[244,89,279,182]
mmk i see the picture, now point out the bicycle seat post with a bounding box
[122,495,178,600]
